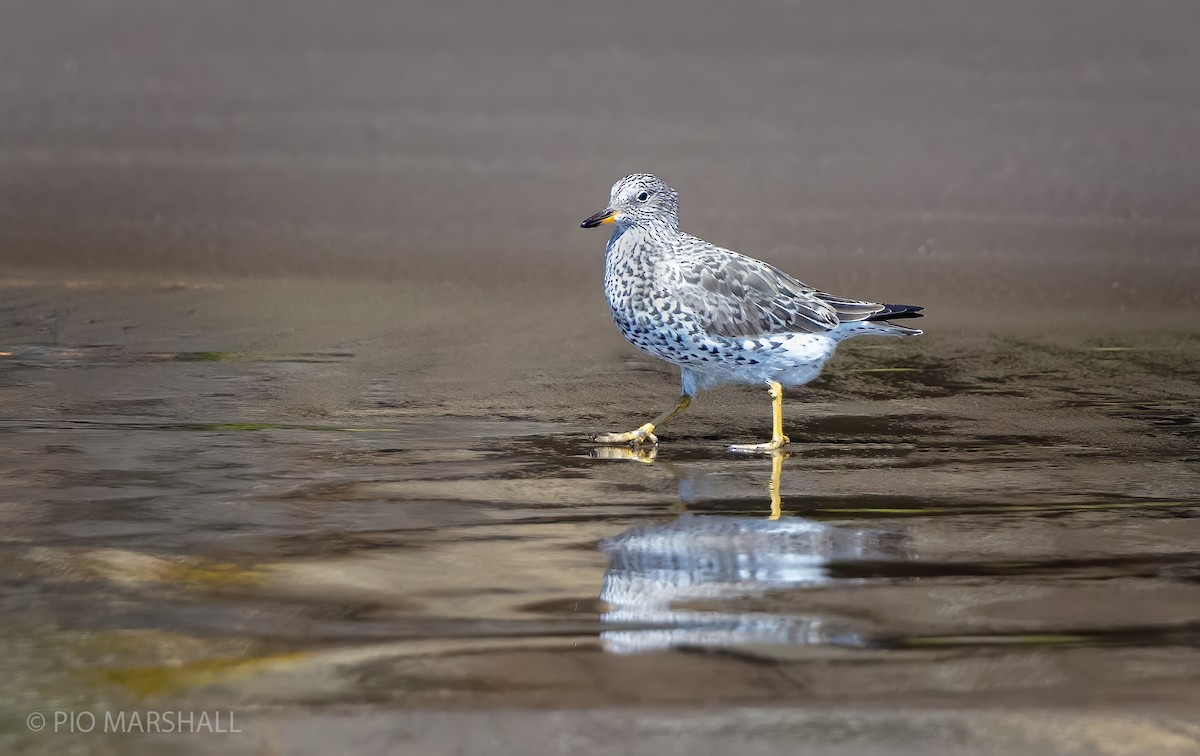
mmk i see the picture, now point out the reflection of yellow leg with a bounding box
[729,382,790,453]
[595,395,692,446]
[768,451,783,520]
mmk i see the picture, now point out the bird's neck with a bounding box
[610,220,679,249]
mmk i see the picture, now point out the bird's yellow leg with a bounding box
[729,382,791,454]
[595,395,692,446]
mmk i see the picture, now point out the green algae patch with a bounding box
[896,633,1092,648]
[20,547,271,591]
[814,500,1191,518]
[100,651,312,698]
[183,422,285,432]
[179,351,232,361]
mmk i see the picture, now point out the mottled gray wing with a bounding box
[660,241,891,339]
[659,246,840,338]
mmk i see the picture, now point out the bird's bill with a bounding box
[580,207,620,228]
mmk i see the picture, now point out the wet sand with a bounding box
[3,1,1200,754]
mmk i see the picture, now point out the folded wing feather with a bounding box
[659,243,892,339]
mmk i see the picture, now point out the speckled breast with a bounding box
[603,237,685,361]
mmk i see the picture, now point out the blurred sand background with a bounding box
[2,0,1198,330]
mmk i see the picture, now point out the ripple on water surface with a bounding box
[1,337,1199,712]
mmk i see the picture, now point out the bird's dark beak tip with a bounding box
[581,208,616,229]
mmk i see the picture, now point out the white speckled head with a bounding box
[581,173,680,232]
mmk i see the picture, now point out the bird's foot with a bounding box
[728,435,790,454]
[594,423,658,446]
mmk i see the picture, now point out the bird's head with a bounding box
[581,173,679,232]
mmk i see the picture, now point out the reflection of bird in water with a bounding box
[580,173,924,452]
[592,449,910,653]
[591,445,790,519]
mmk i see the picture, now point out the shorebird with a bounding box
[581,173,924,453]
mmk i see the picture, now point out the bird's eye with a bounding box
[636,191,650,202]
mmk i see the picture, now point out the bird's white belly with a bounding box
[623,325,839,393]
[712,333,836,384]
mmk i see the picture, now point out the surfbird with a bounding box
[580,173,924,452]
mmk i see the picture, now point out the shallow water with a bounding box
[3,286,1199,755]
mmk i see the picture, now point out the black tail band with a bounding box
[868,304,925,321]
